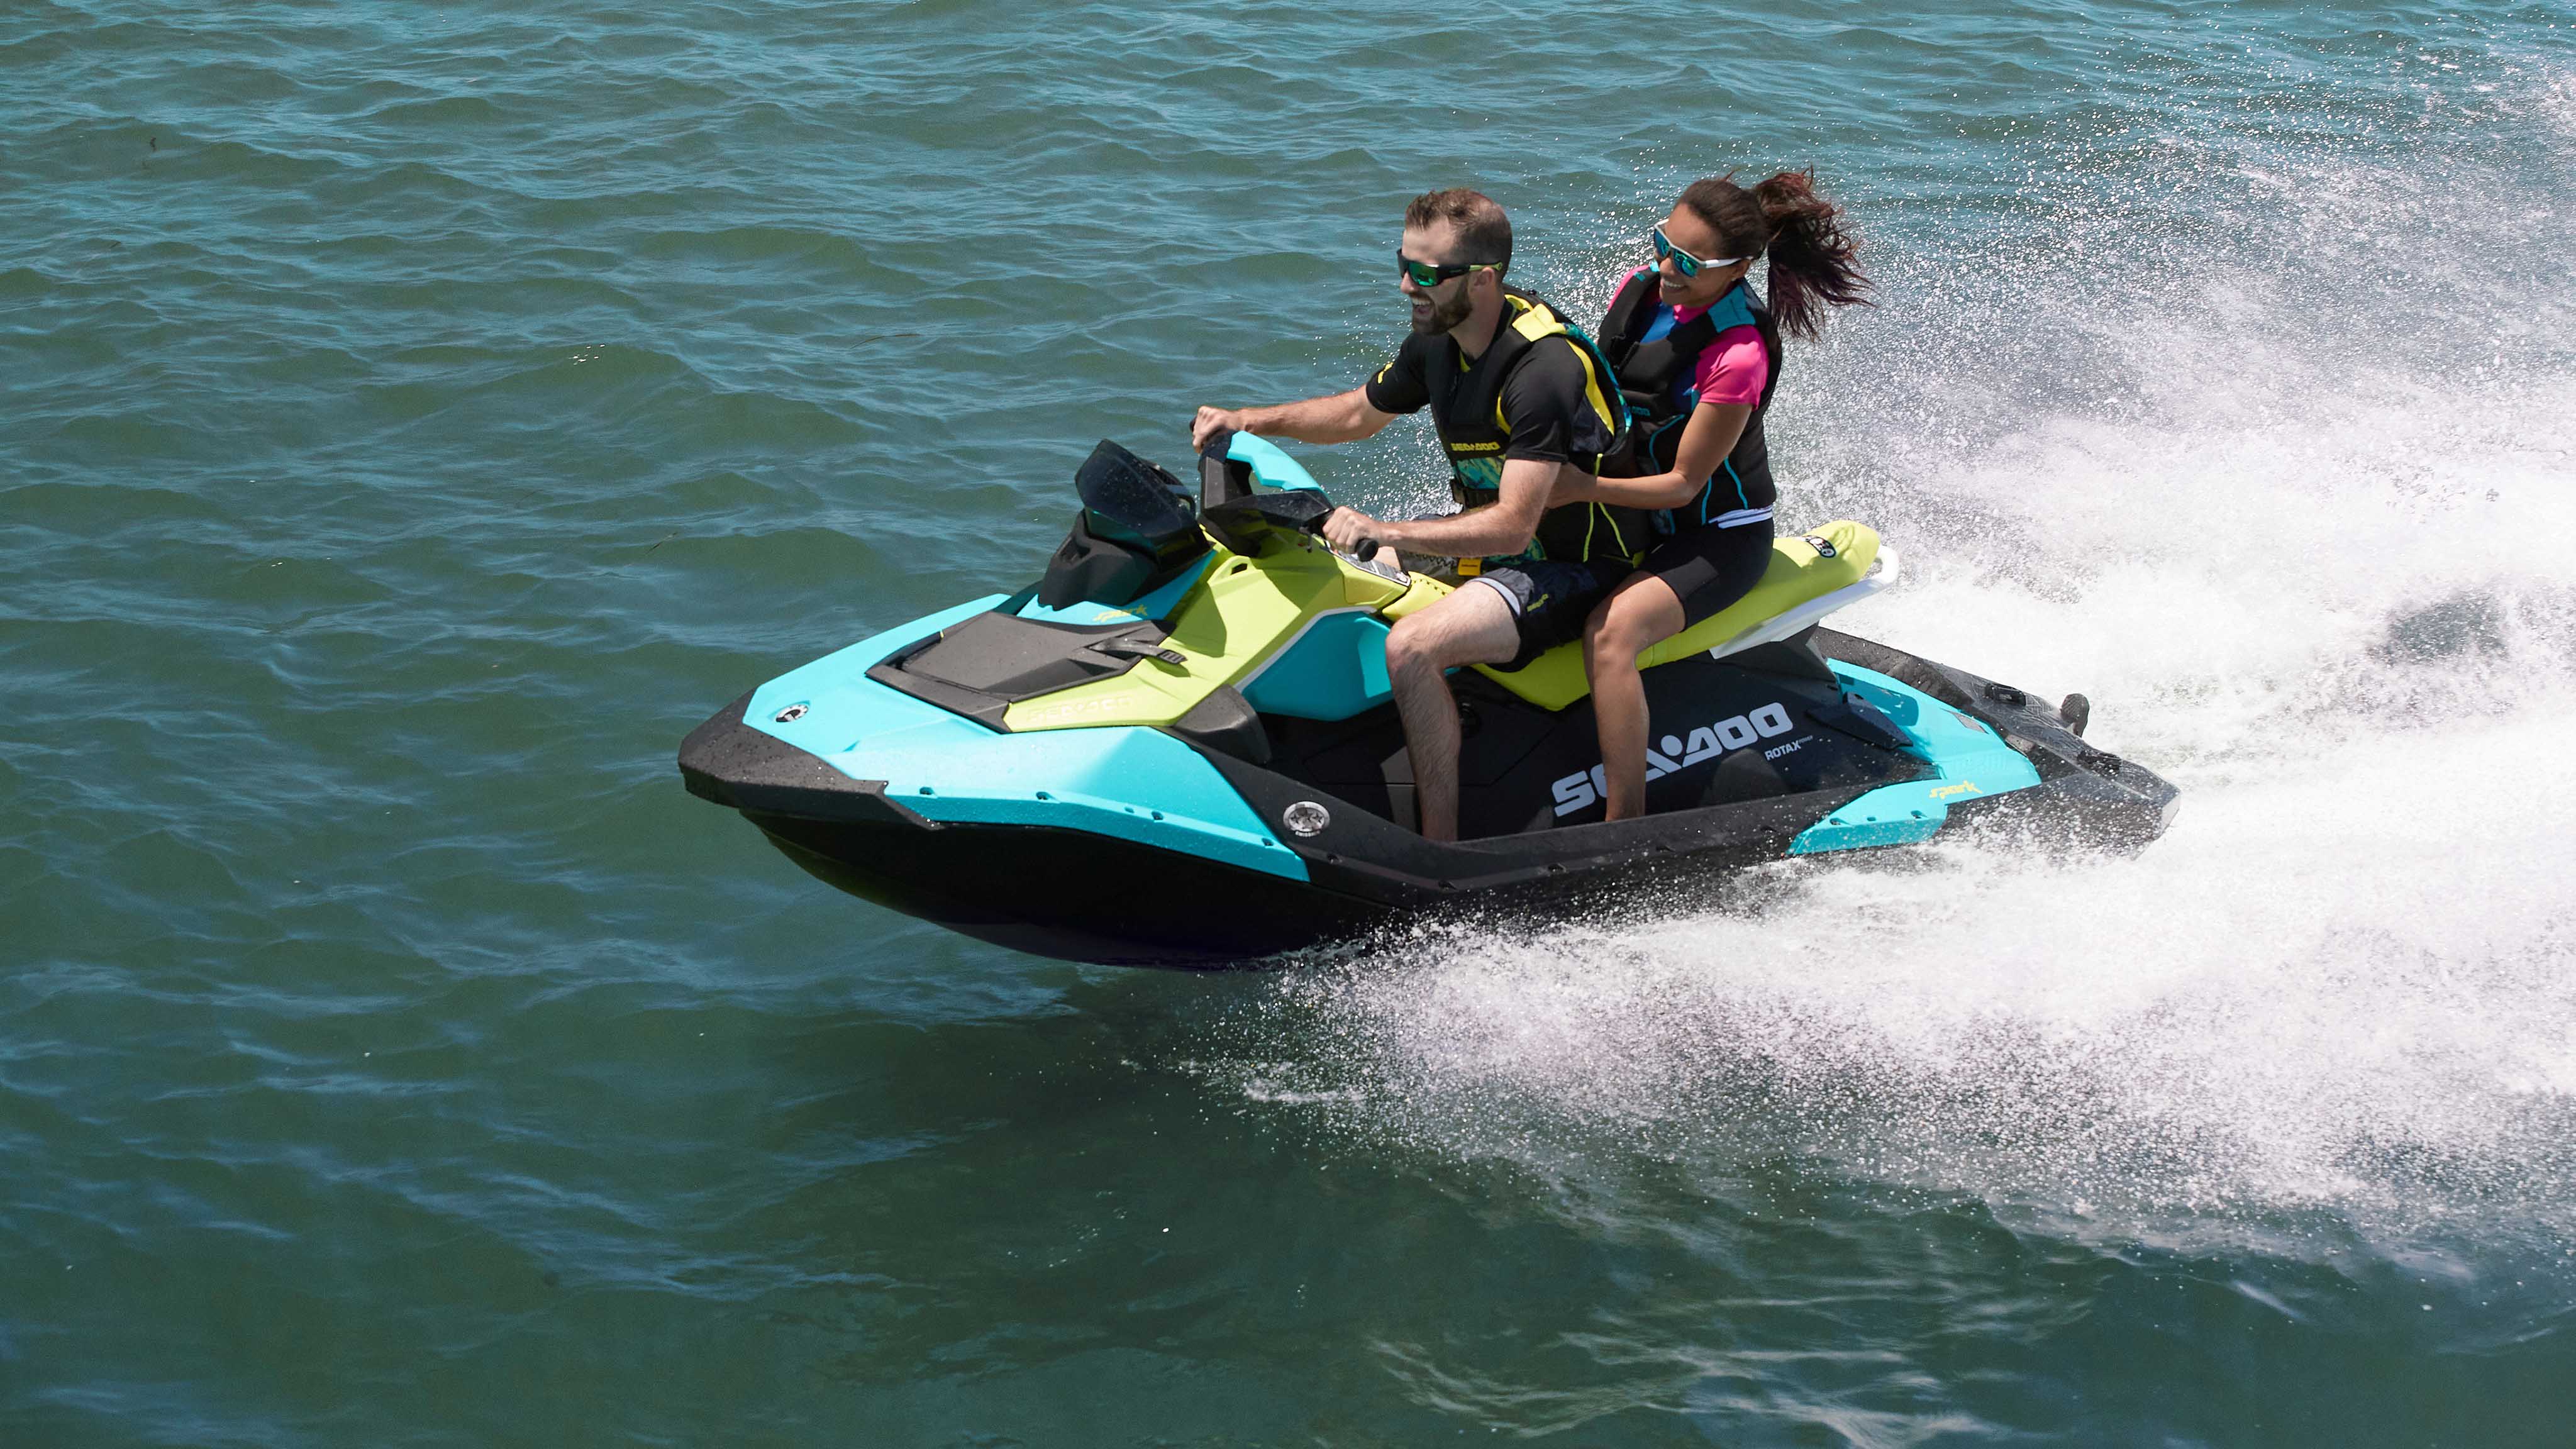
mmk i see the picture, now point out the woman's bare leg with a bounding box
[1580,574,1686,821]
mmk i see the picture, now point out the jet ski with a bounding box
[678,432,2178,967]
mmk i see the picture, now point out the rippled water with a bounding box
[6,1,2573,1443]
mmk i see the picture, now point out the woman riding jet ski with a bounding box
[677,433,2178,967]
[1567,169,1875,824]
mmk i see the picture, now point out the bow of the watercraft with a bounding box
[676,596,1384,967]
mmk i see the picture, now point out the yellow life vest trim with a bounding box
[1574,348,1619,441]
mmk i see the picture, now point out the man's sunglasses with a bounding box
[1652,224,1749,279]
[1397,252,1501,289]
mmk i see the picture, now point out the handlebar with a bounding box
[1194,430,1403,581]
[1291,514,1387,569]
[1316,526,1404,583]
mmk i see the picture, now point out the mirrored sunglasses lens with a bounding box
[1653,228,1697,275]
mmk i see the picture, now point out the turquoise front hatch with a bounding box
[1789,663,2043,855]
[740,597,1304,880]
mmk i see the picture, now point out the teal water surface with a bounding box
[8,1,2576,1443]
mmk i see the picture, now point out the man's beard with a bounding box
[1409,284,1476,335]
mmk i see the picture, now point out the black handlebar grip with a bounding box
[1293,513,1375,556]
[1198,426,1237,460]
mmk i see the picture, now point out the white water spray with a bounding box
[1216,66,2576,1256]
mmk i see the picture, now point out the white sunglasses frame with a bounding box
[1652,224,1749,277]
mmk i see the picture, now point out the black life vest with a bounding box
[1597,272,1781,529]
[1425,286,1652,569]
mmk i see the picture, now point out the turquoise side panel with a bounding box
[1240,611,1391,720]
[739,597,1304,880]
[1014,553,1213,626]
[1228,431,1324,492]
[1789,662,2044,856]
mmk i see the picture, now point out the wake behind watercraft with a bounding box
[679,434,2177,966]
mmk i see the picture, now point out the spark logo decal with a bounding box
[1928,780,1984,801]
[1549,702,1797,814]
[1017,696,1131,724]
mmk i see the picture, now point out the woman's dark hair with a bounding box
[1675,170,1872,340]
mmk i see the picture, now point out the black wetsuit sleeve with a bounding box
[1362,333,1434,414]
[1497,336,1615,473]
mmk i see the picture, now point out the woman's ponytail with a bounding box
[1751,170,1871,339]
[1676,169,1874,340]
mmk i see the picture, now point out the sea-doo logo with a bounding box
[1802,535,1838,558]
[1549,701,1796,815]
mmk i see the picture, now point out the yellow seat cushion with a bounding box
[1470,520,1882,711]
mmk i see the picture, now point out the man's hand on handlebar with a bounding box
[1191,406,1248,453]
[1321,506,1388,557]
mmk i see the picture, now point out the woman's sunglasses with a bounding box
[1652,224,1748,279]
[1397,252,1501,288]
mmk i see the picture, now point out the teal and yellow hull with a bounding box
[678,435,2177,966]
[679,620,2174,967]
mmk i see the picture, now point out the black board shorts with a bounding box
[1470,558,1631,669]
[1640,516,1775,628]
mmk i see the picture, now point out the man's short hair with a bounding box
[1404,188,1511,274]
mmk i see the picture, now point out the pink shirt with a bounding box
[1680,319,1768,406]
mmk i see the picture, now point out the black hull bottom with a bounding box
[736,777,2164,969]
[745,810,1389,968]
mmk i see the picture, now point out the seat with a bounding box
[1469,520,1889,711]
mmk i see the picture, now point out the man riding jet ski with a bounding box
[1192,187,1647,843]
[677,433,2178,967]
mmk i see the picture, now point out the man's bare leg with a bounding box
[1381,584,1520,841]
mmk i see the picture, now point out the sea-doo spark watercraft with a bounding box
[679,433,2177,966]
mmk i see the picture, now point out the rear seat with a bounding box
[1470,520,1886,711]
